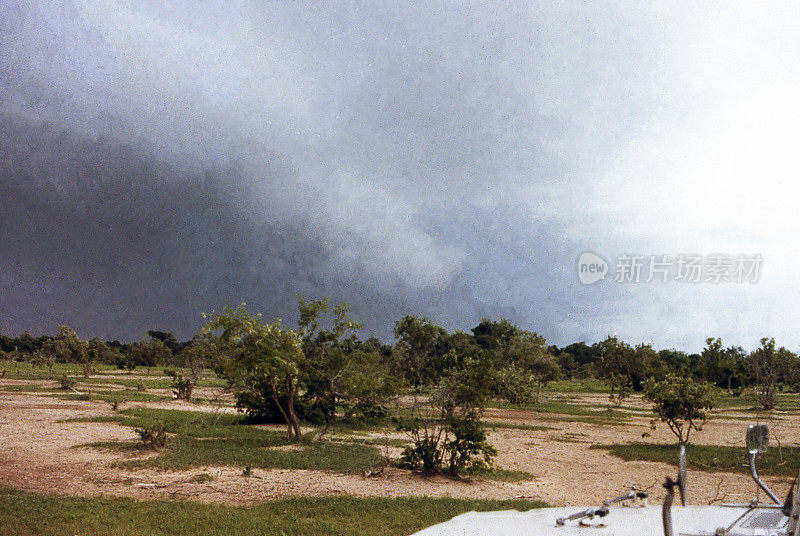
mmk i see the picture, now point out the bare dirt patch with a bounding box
[0,386,797,507]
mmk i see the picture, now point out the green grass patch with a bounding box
[82,408,386,474]
[80,371,227,391]
[336,436,410,448]
[0,362,116,380]
[1,381,164,404]
[81,376,175,390]
[595,442,800,476]
[325,417,395,434]
[0,488,546,536]
[56,389,165,404]
[0,363,227,388]
[484,421,557,432]
[490,399,632,426]
[544,379,609,393]
[466,467,535,482]
[712,392,800,414]
[116,437,383,473]
[1,384,56,393]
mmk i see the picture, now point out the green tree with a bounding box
[33,343,58,378]
[597,336,655,397]
[607,373,633,407]
[512,331,559,402]
[642,373,716,445]
[128,339,172,375]
[721,346,747,393]
[562,342,602,369]
[45,326,92,377]
[491,365,538,404]
[657,348,694,376]
[471,318,520,361]
[146,330,182,354]
[393,315,449,387]
[88,338,123,366]
[297,296,363,432]
[700,337,726,386]
[336,348,400,421]
[749,338,793,410]
[204,305,305,441]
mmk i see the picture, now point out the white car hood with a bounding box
[409,504,776,536]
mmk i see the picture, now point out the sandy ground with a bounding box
[0,380,798,507]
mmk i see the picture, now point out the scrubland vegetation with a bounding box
[3,298,800,534]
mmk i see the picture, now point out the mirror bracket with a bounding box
[747,424,769,454]
[746,424,781,505]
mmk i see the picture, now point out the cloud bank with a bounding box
[2,1,800,351]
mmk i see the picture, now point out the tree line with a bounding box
[2,316,796,408]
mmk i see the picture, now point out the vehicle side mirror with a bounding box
[746,424,769,454]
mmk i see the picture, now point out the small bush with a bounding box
[165,369,195,400]
[58,374,76,390]
[135,423,168,449]
[608,373,633,406]
[398,437,443,475]
[397,412,496,477]
[445,416,497,474]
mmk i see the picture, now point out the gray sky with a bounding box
[2,1,800,351]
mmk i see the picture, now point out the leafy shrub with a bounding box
[490,366,537,404]
[398,436,442,475]
[135,423,168,449]
[445,415,497,474]
[165,368,195,400]
[58,374,76,390]
[396,353,496,477]
[608,373,633,406]
[341,400,389,422]
[397,411,496,477]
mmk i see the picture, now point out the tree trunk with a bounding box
[315,392,336,440]
[268,381,293,440]
[285,374,303,442]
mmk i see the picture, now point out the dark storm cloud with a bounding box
[4,1,793,350]
[0,113,575,340]
[0,116,316,338]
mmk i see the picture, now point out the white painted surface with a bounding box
[410,505,763,536]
